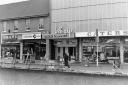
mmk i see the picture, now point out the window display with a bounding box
[124,39,128,63]
[82,37,120,63]
[1,45,20,59]
[124,46,128,63]
[23,40,46,60]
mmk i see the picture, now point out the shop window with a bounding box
[82,45,109,63]
[1,45,20,59]
[25,19,31,32]
[105,45,120,57]
[2,21,7,32]
[124,46,128,63]
[23,40,46,60]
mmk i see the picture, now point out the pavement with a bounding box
[1,58,128,76]
[1,60,128,74]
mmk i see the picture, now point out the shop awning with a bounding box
[105,39,120,44]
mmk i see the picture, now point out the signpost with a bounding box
[96,29,99,67]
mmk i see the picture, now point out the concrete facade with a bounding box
[50,0,128,63]
[51,0,128,33]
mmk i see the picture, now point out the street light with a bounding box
[12,26,18,68]
[96,29,99,67]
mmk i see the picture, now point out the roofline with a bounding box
[0,13,49,21]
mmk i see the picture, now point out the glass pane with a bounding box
[124,46,128,63]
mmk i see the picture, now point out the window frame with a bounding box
[2,21,7,32]
[14,20,19,32]
[38,18,44,31]
[25,19,31,32]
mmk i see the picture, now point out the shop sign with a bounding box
[75,30,128,37]
[22,32,41,39]
[1,34,21,43]
[44,33,74,39]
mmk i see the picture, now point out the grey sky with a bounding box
[0,0,28,5]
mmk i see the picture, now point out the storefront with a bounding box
[75,30,128,64]
[81,37,120,63]
[22,32,46,60]
[1,33,22,59]
[54,39,77,61]
[44,33,78,62]
[1,32,48,62]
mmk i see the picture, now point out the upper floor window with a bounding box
[14,20,18,32]
[25,19,31,32]
[38,18,44,30]
[2,21,7,32]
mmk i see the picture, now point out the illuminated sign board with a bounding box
[22,32,41,39]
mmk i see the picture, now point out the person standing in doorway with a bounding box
[63,52,70,68]
[26,49,30,64]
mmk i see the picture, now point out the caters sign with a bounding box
[75,30,128,37]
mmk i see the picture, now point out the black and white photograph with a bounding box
[0,0,128,85]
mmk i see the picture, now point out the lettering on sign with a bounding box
[2,34,20,43]
[44,33,70,39]
[22,33,41,39]
[33,34,36,39]
[75,30,128,37]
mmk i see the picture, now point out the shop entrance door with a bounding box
[68,47,76,61]
[56,47,76,61]
[123,45,128,63]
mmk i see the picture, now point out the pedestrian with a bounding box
[57,56,60,65]
[26,49,30,64]
[83,56,89,67]
[63,52,70,68]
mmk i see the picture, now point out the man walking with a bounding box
[63,52,70,68]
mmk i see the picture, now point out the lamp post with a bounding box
[12,27,18,68]
[96,29,99,67]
